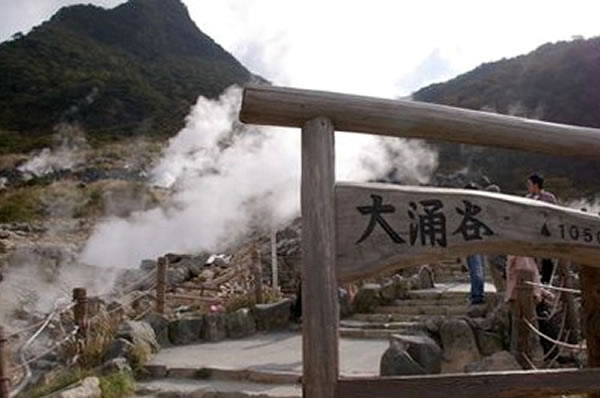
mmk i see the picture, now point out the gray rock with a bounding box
[392,334,442,374]
[98,357,133,376]
[103,338,133,362]
[440,319,481,373]
[380,280,397,302]
[380,340,426,376]
[418,265,435,289]
[465,351,522,373]
[339,288,352,318]
[253,299,292,331]
[393,276,411,299]
[203,313,226,342]
[49,377,101,398]
[140,259,157,271]
[424,315,445,337]
[142,312,170,347]
[168,317,204,345]
[352,284,382,313]
[117,321,159,354]
[225,308,256,339]
[475,330,504,356]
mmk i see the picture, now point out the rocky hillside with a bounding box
[413,37,600,198]
[0,0,259,152]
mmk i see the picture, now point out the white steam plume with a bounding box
[80,86,438,268]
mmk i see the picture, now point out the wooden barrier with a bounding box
[511,268,536,368]
[240,84,600,157]
[337,369,600,398]
[156,257,168,314]
[335,183,600,281]
[300,117,339,398]
[580,266,600,398]
[0,326,9,398]
[72,288,88,341]
[251,247,263,305]
[238,84,600,398]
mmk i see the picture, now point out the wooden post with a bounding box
[301,117,339,398]
[0,326,9,398]
[511,268,536,368]
[556,259,580,343]
[580,265,600,398]
[271,226,279,290]
[251,246,263,304]
[72,288,88,341]
[156,257,167,315]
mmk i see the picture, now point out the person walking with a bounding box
[464,182,485,305]
[526,174,558,283]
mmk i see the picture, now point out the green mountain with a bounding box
[413,37,600,199]
[0,0,257,152]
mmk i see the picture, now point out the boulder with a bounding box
[418,266,435,289]
[203,313,226,342]
[225,308,256,339]
[392,334,442,374]
[142,312,170,347]
[253,299,292,330]
[50,377,101,398]
[393,276,411,299]
[474,330,504,356]
[380,280,397,302]
[465,351,522,373]
[98,357,133,376]
[117,321,159,354]
[440,319,481,373]
[352,284,382,313]
[380,340,426,376]
[168,317,204,345]
[140,259,156,271]
[339,288,353,318]
[103,338,133,362]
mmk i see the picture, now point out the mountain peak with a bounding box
[48,0,226,59]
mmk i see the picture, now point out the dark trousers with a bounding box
[540,258,554,284]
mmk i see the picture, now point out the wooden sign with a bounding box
[336,182,600,282]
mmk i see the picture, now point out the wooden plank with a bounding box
[240,85,600,157]
[338,369,600,398]
[336,182,600,282]
[580,266,600,398]
[512,268,536,368]
[301,117,339,398]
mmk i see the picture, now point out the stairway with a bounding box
[345,284,499,338]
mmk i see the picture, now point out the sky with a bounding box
[1,0,599,98]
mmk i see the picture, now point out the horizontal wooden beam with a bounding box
[240,84,600,157]
[338,368,600,398]
[336,182,600,282]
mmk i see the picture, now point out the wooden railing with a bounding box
[239,84,600,398]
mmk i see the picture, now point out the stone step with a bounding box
[136,378,301,398]
[351,313,447,323]
[340,327,422,339]
[392,297,468,307]
[340,319,425,331]
[376,304,471,316]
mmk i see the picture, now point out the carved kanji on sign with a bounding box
[453,200,494,241]
[356,194,405,244]
[408,200,447,247]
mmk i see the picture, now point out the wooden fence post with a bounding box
[72,288,88,341]
[156,257,168,315]
[511,268,536,368]
[580,265,600,398]
[271,226,279,290]
[0,326,9,398]
[251,247,263,304]
[557,260,580,343]
[301,117,339,398]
